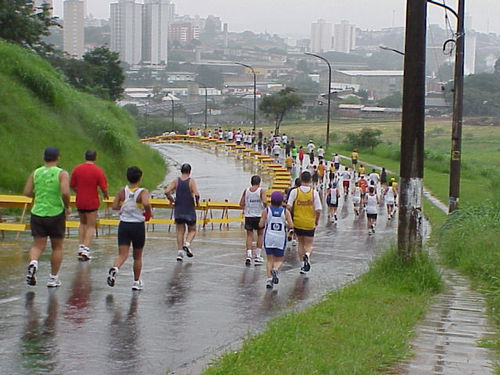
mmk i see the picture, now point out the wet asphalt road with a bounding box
[0,143,397,375]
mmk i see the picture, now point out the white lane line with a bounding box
[0,296,21,305]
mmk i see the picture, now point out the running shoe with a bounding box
[47,276,61,288]
[266,278,274,289]
[176,250,184,262]
[107,267,118,287]
[183,245,193,258]
[291,239,298,247]
[245,257,252,266]
[254,256,265,265]
[302,254,311,272]
[132,279,143,291]
[78,246,91,261]
[26,263,37,286]
[299,267,306,275]
[271,269,279,284]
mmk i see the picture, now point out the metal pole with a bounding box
[398,0,427,257]
[448,0,465,213]
[235,62,257,131]
[305,52,331,149]
[204,86,208,130]
[171,96,175,132]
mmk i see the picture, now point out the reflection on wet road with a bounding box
[0,144,397,374]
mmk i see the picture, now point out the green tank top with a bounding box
[32,166,64,217]
[292,147,298,157]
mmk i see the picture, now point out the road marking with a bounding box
[0,296,21,305]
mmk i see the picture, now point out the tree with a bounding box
[83,46,124,101]
[259,88,304,133]
[495,58,500,74]
[0,0,60,53]
[377,92,402,108]
[344,128,383,151]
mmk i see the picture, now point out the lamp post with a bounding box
[235,62,257,131]
[305,52,332,150]
[166,93,175,132]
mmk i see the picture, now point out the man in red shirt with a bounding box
[70,150,109,260]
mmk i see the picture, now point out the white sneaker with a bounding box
[78,247,91,261]
[176,250,184,262]
[47,276,61,288]
[254,256,265,265]
[26,263,38,286]
[132,279,143,290]
[107,267,118,287]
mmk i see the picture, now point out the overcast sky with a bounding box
[53,0,500,37]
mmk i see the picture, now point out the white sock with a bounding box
[30,260,38,268]
[49,274,58,279]
[246,249,252,257]
[255,248,262,258]
[184,241,190,247]
[305,252,310,258]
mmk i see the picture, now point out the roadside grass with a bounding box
[202,248,442,375]
[437,201,500,360]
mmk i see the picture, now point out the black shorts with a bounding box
[118,221,145,249]
[352,159,358,165]
[328,203,338,208]
[30,212,66,239]
[244,217,261,231]
[175,218,196,227]
[294,228,315,237]
[366,213,378,220]
[78,208,98,213]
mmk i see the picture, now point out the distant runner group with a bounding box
[23,138,398,291]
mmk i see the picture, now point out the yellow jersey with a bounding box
[293,188,315,230]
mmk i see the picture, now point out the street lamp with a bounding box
[166,93,175,132]
[235,62,257,131]
[305,52,332,150]
[379,45,405,56]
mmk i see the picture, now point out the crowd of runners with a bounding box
[23,137,398,292]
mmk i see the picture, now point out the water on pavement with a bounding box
[0,143,397,374]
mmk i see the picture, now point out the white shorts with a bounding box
[353,196,361,204]
[385,198,395,205]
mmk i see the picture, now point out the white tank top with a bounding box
[120,186,145,222]
[264,207,286,250]
[328,188,338,204]
[385,187,395,203]
[366,194,378,214]
[353,187,361,198]
[244,187,263,217]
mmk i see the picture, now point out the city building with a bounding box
[169,22,200,43]
[334,20,356,53]
[311,19,332,53]
[332,70,404,100]
[110,0,143,65]
[63,0,85,58]
[142,0,171,65]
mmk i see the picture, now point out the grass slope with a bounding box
[0,40,165,195]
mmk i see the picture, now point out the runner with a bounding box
[358,163,366,177]
[384,181,398,220]
[291,143,298,165]
[70,150,109,260]
[328,162,335,184]
[333,153,341,171]
[286,171,322,274]
[165,163,200,261]
[317,145,325,162]
[368,168,380,189]
[342,167,352,198]
[317,160,325,188]
[351,181,361,216]
[358,174,368,205]
[272,142,282,162]
[326,182,340,223]
[24,147,71,288]
[364,186,379,235]
[285,154,293,173]
[260,191,293,289]
[351,148,359,176]
[107,166,152,290]
[298,146,305,168]
[239,175,267,266]
[380,167,388,188]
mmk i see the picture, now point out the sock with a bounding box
[49,274,58,279]
[305,252,310,258]
[184,241,190,247]
[246,249,252,257]
[255,248,262,258]
[30,260,38,268]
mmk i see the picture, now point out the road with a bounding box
[0,143,397,375]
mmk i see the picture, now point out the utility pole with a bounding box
[448,0,465,213]
[398,0,427,256]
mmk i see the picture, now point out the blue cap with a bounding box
[270,191,284,205]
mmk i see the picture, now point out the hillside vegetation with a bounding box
[0,40,165,195]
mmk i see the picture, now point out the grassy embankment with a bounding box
[0,40,165,198]
[203,249,442,375]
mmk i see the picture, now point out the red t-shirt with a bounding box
[70,163,108,210]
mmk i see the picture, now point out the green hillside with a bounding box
[0,40,165,195]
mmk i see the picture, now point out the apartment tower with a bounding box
[63,0,85,58]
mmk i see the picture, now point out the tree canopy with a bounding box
[0,0,59,53]
[344,128,383,151]
[259,88,304,133]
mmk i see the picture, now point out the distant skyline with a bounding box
[52,0,500,36]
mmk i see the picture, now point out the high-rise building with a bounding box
[63,0,85,58]
[110,0,143,65]
[311,19,332,53]
[142,0,170,65]
[334,20,356,53]
[169,22,200,43]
